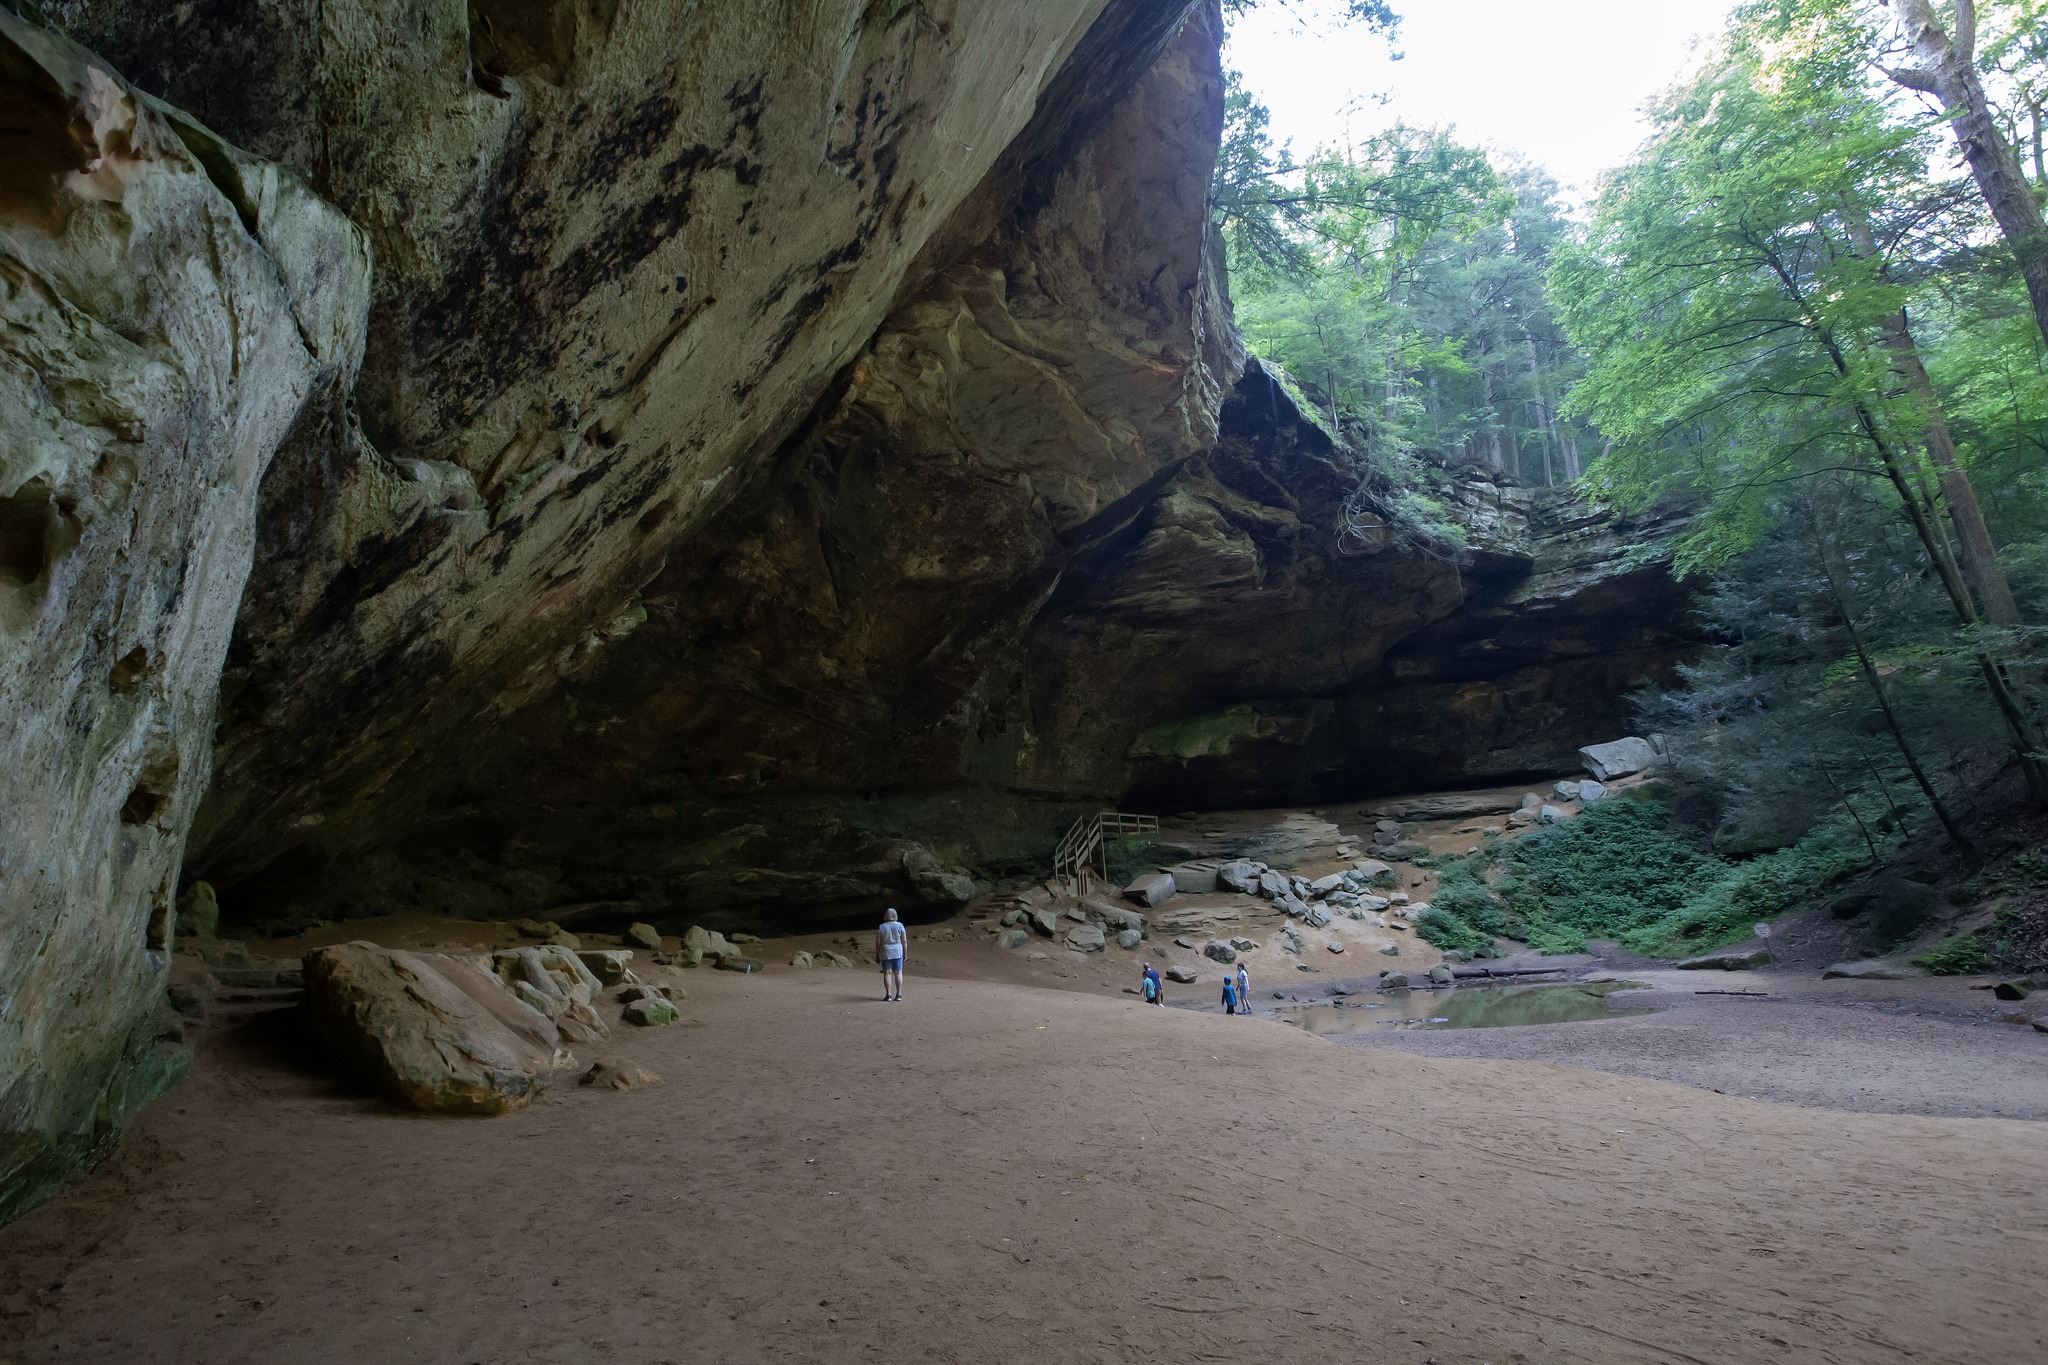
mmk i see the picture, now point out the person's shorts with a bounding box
[881,955,903,970]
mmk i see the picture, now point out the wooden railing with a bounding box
[1052,811,1159,894]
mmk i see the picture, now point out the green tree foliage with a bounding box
[1551,20,2048,812]
[1211,56,1595,493]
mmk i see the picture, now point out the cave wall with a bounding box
[0,14,371,1218]
[2,0,1699,1219]
[33,0,1208,897]
[3,0,1213,1216]
[180,3,1696,937]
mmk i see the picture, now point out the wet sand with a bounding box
[1338,969,2048,1120]
[3,966,2044,1363]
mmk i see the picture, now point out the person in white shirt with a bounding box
[877,908,908,1001]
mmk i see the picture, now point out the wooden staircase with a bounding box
[1051,811,1159,895]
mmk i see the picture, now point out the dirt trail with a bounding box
[4,968,2044,1364]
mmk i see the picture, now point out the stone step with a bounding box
[209,967,303,990]
[206,1000,303,1024]
[212,986,304,1004]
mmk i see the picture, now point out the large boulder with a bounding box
[493,946,604,1013]
[1065,924,1107,953]
[1578,737,1660,782]
[1123,872,1177,908]
[1166,863,1221,894]
[898,844,978,908]
[1084,900,1148,934]
[1203,941,1237,964]
[301,944,562,1114]
[1863,880,1939,954]
[1218,861,1261,894]
[622,997,680,1027]
[576,950,634,986]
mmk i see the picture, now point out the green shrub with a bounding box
[1483,799,1871,956]
[1913,934,1991,976]
[1415,906,1494,955]
[1496,801,1720,950]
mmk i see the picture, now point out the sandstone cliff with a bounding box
[2,0,1694,1216]
[0,13,370,1217]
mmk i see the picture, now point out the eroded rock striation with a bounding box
[0,14,370,1219]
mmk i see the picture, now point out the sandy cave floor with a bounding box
[3,960,2047,1363]
[6,787,2048,1362]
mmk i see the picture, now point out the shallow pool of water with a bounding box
[1277,980,1651,1036]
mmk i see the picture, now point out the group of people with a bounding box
[1140,960,1253,1016]
[877,908,1255,1018]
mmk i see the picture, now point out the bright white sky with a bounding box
[1224,0,1743,206]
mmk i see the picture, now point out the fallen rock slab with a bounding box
[1084,900,1147,933]
[302,943,561,1115]
[1373,794,1523,821]
[1822,960,1921,980]
[1579,736,1659,781]
[1124,872,1176,907]
[1166,965,1200,984]
[1066,924,1107,953]
[1676,948,1772,971]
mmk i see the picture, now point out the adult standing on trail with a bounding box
[877,908,907,1002]
[1235,963,1250,1017]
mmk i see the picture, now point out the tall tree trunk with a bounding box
[1883,0,2048,351]
[1479,365,1504,473]
[1520,326,1554,485]
[1846,383,2048,807]
[1806,494,1974,854]
[1843,208,2024,626]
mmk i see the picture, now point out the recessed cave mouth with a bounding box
[0,478,61,586]
[120,785,169,826]
[108,646,153,696]
[1277,980,1652,1036]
